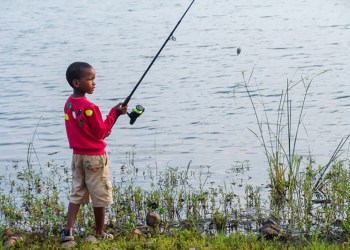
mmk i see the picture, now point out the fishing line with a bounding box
[122,0,196,124]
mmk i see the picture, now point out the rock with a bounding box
[146,211,160,228]
[3,238,16,249]
[262,218,278,227]
[61,241,78,248]
[189,248,201,250]
[258,217,282,240]
[132,228,143,236]
[261,227,280,240]
[312,199,331,204]
[3,234,25,249]
[342,242,350,250]
[144,241,151,248]
[260,223,281,234]
[85,235,98,243]
[164,228,175,237]
[333,219,343,227]
[5,229,13,237]
[10,235,24,241]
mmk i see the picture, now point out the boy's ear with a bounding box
[72,79,80,88]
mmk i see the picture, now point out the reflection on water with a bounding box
[0,0,349,185]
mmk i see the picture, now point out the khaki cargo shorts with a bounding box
[69,154,113,207]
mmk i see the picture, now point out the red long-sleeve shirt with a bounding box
[64,96,118,155]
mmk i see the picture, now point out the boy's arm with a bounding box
[86,105,119,140]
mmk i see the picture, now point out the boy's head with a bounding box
[66,62,93,88]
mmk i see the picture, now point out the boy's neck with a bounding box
[72,90,86,98]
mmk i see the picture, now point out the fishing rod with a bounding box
[124,0,196,125]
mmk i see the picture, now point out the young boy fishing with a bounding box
[61,62,128,242]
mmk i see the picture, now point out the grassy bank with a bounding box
[1,156,350,249]
[2,72,350,249]
[1,229,349,249]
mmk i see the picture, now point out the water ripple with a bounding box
[0,0,349,185]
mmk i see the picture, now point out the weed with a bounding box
[242,69,350,240]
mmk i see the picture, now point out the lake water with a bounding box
[0,0,349,187]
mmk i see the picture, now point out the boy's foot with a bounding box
[60,228,74,242]
[96,232,114,240]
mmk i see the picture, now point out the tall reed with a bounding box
[242,69,350,239]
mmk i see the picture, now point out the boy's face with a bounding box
[73,67,96,94]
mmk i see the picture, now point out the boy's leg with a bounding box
[93,207,105,236]
[66,154,90,230]
[61,202,80,242]
[85,154,113,235]
[66,202,81,230]
[61,154,89,242]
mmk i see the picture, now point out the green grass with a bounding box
[1,230,348,249]
[1,157,350,249]
[2,71,350,249]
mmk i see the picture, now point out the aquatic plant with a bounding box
[1,71,350,248]
[242,69,350,239]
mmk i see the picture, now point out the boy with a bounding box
[61,62,128,242]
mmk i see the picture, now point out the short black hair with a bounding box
[66,62,93,88]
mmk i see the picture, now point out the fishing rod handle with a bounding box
[122,95,131,107]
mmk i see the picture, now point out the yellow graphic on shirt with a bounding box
[64,113,69,121]
[85,110,93,116]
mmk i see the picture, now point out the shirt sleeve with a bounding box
[85,105,118,139]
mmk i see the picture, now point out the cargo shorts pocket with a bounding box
[84,155,104,173]
[102,178,113,191]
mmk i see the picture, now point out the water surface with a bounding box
[0,0,349,186]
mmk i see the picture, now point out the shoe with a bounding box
[97,232,114,240]
[60,228,74,242]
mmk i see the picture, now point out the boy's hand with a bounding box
[114,103,128,115]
